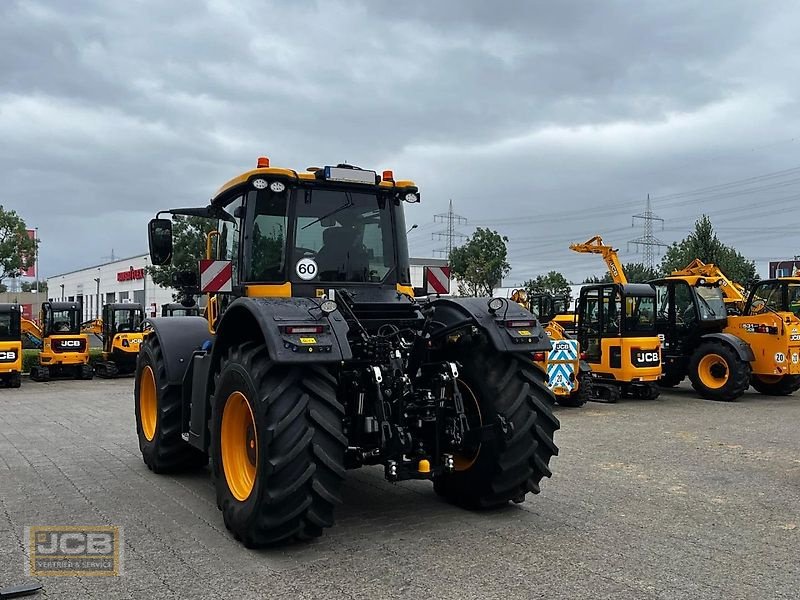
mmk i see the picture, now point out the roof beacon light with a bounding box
[257,156,270,168]
[382,170,394,181]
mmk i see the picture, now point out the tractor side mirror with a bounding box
[148,218,173,265]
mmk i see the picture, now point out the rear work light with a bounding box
[283,325,324,334]
[532,351,546,362]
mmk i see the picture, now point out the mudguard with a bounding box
[427,297,551,352]
[211,297,352,365]
[701,332,755,362]
[142,317,211,385]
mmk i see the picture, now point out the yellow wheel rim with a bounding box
[698,353,729,389]
[221,391,258,502]
[453,380,482,471]
[139,366,157,442]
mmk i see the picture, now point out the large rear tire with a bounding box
[658,369,684,388]
[210,342,346,547]
[434,341,560,508]
[134,336,207,473]
[688,341,751,401]
[750,374,800,396]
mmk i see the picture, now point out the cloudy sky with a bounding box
[2,0,799,285]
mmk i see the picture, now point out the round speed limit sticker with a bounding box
[296,257,318,280]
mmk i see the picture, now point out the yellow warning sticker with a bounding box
[518,330,531,336]
[299,337,317,344]
[315,289,325,297]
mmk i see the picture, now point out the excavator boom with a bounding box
[569,235,628,284]
[669,259,746,309]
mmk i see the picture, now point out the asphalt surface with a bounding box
[0,379,798,599]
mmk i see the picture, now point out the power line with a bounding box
[628,195,667,271]
[432,199,468,259]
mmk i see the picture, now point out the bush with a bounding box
[22,349,103,373]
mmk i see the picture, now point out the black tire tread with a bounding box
[688,341,751,402]
[750,374,800,396]
[557,371,590,407]
[211,342,346,547]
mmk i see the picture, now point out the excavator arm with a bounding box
[670,259,746,306]
[569,235,628,284]
[81,319,104,341]
[21,318,43,347]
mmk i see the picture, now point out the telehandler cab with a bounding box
[0,304,23,388]
[84,303,145,378]
[29,302,93,382]
[136,158,560,546]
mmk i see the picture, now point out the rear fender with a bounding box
[142,317,212,385]
[210,297,352,368]
[426,297,551,352]
[701,332,755,362]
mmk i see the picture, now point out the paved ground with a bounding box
[0,379,798,599]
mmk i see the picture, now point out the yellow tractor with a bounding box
[570,236,663,401]
[135,157,560,546]
[0,303,23,388]
[27,302,94,382]
[83,303,145,378]
[654,264,800,399]
[512,290,591,407]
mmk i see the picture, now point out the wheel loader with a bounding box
[0,304,23,388]
[135,157,560,546]
[570,237,662,401]
[83,303,145,378]
[28,302,94,382]
[654,266,800,399]
[511,289,591,407]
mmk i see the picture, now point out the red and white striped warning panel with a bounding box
[424,266,451,295]
[199,260,233,293]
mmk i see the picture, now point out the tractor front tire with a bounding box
[557,371,590,407]
[688,341,751,401]
[210,342,346,547]
[434,342,560,508]
[750,374,800,396]
[135,336,207,473]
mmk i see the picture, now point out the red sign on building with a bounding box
[117,266,146,282]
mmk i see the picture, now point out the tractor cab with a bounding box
[103,303,145,338]
[576,283,661,400]
[744,278,800,318]
[0,304,22,388]
[161,303,201,317]
[42,302,82,336]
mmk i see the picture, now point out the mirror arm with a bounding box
[155,204,235,222]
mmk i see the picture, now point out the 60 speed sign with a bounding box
[296,258,318,280]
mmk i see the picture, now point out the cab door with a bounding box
[578,287,602,364]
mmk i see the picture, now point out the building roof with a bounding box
[47,253,148,279]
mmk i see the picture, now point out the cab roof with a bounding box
[212,161,418,206]
[44,301,81,312]
[107,303,144,311]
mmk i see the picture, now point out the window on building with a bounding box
[106,292,116,304]
[119,291,129,302]
[133,290,144,305]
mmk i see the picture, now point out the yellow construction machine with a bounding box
[28,301,93,382]
[569,236,663,401]
[0,303,23,388]
[83,303,145,378]
[654,263,800,398]
[512,289,590,407]
[135,157,560,546]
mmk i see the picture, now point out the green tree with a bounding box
[20,281,47,293]
[149,216,213,289]
[449,228,511,296]
[660,215,757,283]
[582,262,661,284]
[0,205,37,286]
[522,271,572,300]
